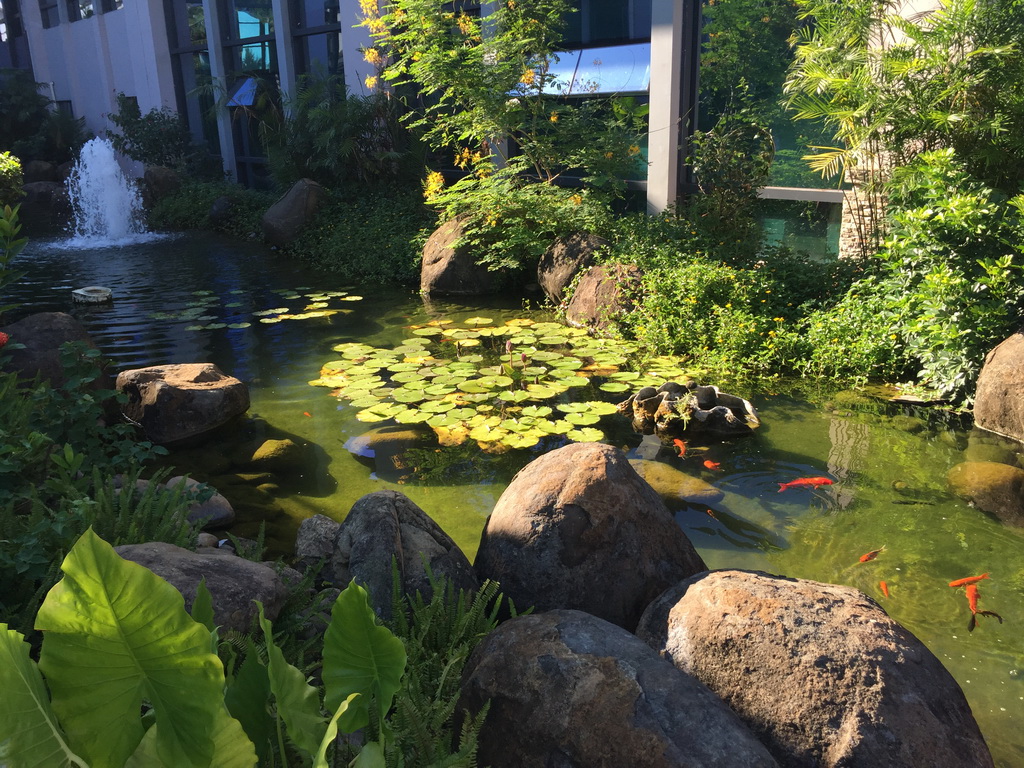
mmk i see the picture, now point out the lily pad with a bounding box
[567,427,605,443]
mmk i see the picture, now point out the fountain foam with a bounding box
[66,137,157,247]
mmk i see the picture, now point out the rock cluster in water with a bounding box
[617,380,761,438]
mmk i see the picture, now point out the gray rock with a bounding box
[637,570,994,768]
[459,609,779,768]
[420,214,495,296]
[166,475,236,529]
[0,312,109,389]
[116,363,250,445]
[295,491,477,620]
[474,442,706,631]
[974,333,1024,443]
[536,232,606,305]
[947,461,1024,526]
[261,178,324,247]
[564,263,642,331]
[142,165,182,206]
[115,541,289,633]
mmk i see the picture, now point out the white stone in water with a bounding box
[67,137,146,244]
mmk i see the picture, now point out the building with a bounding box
[0,0,843,250]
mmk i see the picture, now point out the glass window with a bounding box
[232,0,273,40]
[39,0,59,27]
[99,0,120,11]
[295,31,342,77]
[563,0,651,47]
[66,0,94,22]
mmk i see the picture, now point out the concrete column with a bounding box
[203,0,236,179]
[272,0,296,104]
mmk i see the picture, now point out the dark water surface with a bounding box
[7,232,1023,766]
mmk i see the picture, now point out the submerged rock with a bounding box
[947,461,1024,526]
[628,458,724,504]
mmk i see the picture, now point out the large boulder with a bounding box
[294,491,478,620]
[142,165,182,207]
[18,181,71,231]
[947,461,1024,526]
[0,312,109,388]
[536,232,606,305]
[261,178,324,247]
[116,363,250,445]
[474,442,706,631]
[637,570,994,768]
[974,333,1024,443]
[564,263,642,331]
[22,160,58,183]
[115,542,289,633]
[459,609,779,768]
[419,214,495,296]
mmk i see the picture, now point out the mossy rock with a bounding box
[947,461,1024,526]
[628,459,724,505]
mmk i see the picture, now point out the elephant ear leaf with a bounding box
[322,581,407,734]
[36,528,226,768]
[125,706,258,768]
[0,625,87,768]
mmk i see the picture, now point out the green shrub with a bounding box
[0,151,24,207]
[107,92,213,174]
[148,180,275,240]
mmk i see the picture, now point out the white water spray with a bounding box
[67,137,149,245]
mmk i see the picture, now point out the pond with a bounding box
[7,231,1023,767]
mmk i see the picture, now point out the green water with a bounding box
[9,232,1023,766]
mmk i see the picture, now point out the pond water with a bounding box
[6,231,1024,766]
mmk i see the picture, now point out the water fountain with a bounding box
[66,136,150,246]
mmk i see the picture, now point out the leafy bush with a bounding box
[148,180,275,240]
[107,92,213,174]
[0,152,24,207]
[0,203,28,318]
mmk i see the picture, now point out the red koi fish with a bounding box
[673,439,687,457]
[965,583,1003,632]
[778,477,833,492]
[859,546,885,563]
[949,573,989,588]
[879,581,890,598]
[703,460,721,471]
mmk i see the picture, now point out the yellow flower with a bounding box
[628,145,640,156]
[423,171,444,201]
[364,74,378,90]
[456,12,474,35]
[569,194,582,205]
[604,151,613,159]
[549,112,559,123]
[358,0,377,17]
[519,68,535,85]
[363,47,383,66]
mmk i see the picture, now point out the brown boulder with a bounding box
[295,491,478,620]
[536,232,606,305]
[459,609,779,768]
[261,178,324,247]
[474,442,706,631]
[947,461,1024,526]
[974,333,1024,442]
[116,363,250,445]
[0,311,109,389]
[142,165,182,207]
[564,263,642,331]
[419,214,495,296]
[115,541,289,633]
[637,570,993,768]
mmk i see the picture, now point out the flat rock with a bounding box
[628,458,724,504]
[637,570,993,768]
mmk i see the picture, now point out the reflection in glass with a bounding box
[296,32,342,77]
[234,0,272,39]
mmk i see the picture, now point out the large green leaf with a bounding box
[0,625,87,768]
[224,641,273,765]
[36,528,226,768]
[312,694,359,768]
[124,706,258,768]
[258,603,326,757]
[322,581,407,733]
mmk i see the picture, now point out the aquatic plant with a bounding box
[150,287,363,331]
[311,317,695,450]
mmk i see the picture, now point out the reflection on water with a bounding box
[5,233,1024,767]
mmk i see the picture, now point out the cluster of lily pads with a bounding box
[310,316,694,450]
[149,287,363,331]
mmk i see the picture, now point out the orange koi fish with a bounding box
[673,439,687,457]
[879,581,890,598]
[778,477,833,492]
[965,583,1003,632]
[949,573,990,588]
[859,546,885,563]
[303,411,312,418]
[703,460,721,471]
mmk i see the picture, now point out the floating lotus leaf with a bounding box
[205,322,227,329]
[425,318,454,327]
[580,363,620,377]
[505,318,535,327]
[539,335,568,345]
[565,412,601,426]
[529,350,563,362]
[512,334,538,345]
[225,322,251,329]
[478,375,514,389]
[445,329,481,340]
[395,409,431,424]
[305,302,330,310]
[447,361,479,374]
[225,302,243,308]
[524,384,558,399]
[230,289,245,295]
[550,358,584,370]
[609,371,641,381]
[464,316,493,326]
[521,405,553,418]
[393,388,429,403]
[459,354,485,364]
[342,296,364,301]
[557,403,589,413]
[401,336,433,345]
[310,374,347,388]
[473,403,496,412]
[413,327,444,336]
[371,386,396,398]
[423,384,456,397]
[448,407,478,420]
[599,381,631,393]
[254,307,290,316]
[434,425,470,446]
[457,381,492,394]
[335,343,375,355]
[184,325,204,331]
[504,432,541,449]
[420,400,456,413]
[355,408,393,423]
[393,345,428,356]
[455,339,482,348]
[567,427,605,443]
[349,395,384,409]
[582,401,620,415]
[386,362,419,372]
[468,423,506,442]
[548,419,574,435]
[499,390,533,403]
[284,310,337,320]
[391,371,424,383]
[531,322,564,333]
[521,366,548,377]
